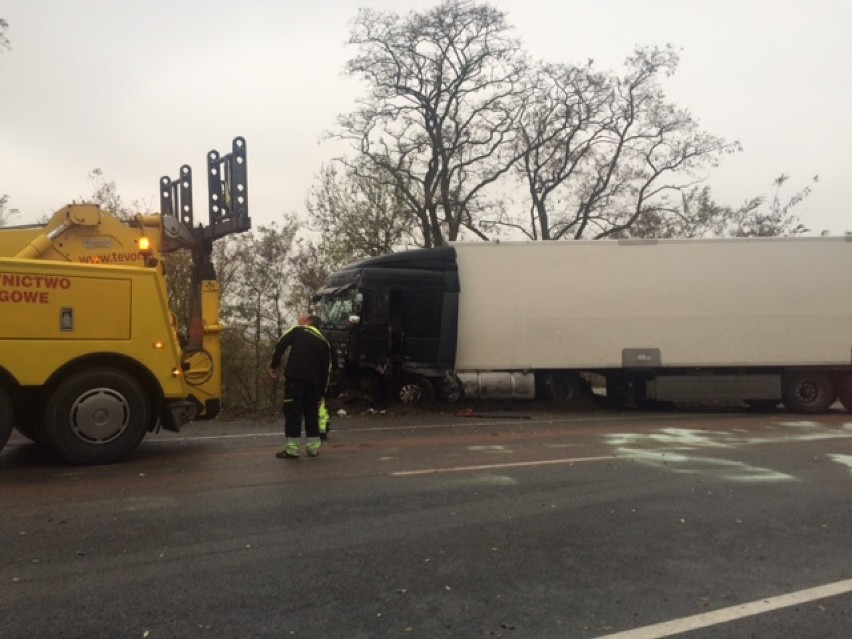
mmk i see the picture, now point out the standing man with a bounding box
[269,313,332,459]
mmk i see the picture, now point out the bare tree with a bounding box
[162,250,194,333]
[0,194,17,227]
[217,221,299,408]
[0,18,10,51]
[627,174,815,239]
[306,161,418,264]
[505,59,611,239]
[511,45,741,240]
[288,239,333,314]
[337,0,528,246]
[78,168,150,221]
[1,22,13,225]
[724,174,814,237]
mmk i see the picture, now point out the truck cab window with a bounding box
[365,290,389,325]
[319,295,353,327]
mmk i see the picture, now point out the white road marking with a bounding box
[828,454,852,474]
[391,455,615,476]
[615,447,794,483]
[594,577,852,639]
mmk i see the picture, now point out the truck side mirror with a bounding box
[348,315,361,326]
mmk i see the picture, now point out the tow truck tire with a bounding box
[782,371,835,414]
[393,375,436,406]
[0,386,13,454]
[43,368,151,465]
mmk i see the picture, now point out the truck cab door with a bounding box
[389,290,403,361]
[354,288,393,368]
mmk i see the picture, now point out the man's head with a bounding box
[298,313,321,327]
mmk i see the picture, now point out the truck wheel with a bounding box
[43,368,151,465]
[538,373,582,403]
[0,386,13,454]
[393,375,436,406]
[782,372,835,414]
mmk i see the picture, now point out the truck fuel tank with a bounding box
[456,371,536,400]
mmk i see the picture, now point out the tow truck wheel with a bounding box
[782,371,835,414]
[0,386,13,454]
[393,375,436,406]
[43,368,151,465]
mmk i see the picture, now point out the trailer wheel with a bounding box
[43,368,151,465]
[0,386,13,454]
[782,372,835,414]
[393,375,436,406]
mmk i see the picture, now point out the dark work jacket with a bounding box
[270,325,332,391]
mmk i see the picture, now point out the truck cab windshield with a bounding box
[318,294,354,328]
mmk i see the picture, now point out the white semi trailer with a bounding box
[314,237,852,413]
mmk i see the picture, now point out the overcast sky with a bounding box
[1,0,850,235]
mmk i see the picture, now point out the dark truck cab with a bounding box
[314,247,460,404]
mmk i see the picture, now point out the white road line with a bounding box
[594,577,852,639]
[391,455,615,476]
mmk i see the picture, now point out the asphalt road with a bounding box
[1,403,851,639]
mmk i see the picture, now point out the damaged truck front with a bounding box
[314,247,460,404]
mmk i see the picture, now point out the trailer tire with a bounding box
[393,375,436,406]
[0,386,13,454]
[43,368,151,465]
[782,372,835,414]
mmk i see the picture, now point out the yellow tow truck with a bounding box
[0,137,250,464]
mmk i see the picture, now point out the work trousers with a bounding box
[282,377,321,439]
